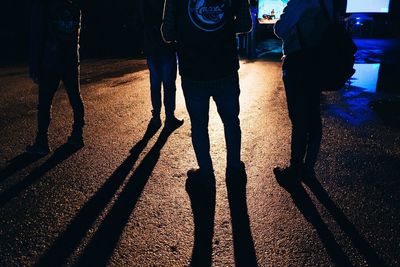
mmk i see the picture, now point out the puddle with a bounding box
[348,63,381,93]
[328,62,400,127]
[254,37,400,127]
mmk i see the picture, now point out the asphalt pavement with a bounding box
[0,56,399,266]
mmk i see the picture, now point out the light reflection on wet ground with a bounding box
[256,37,400,128]
[349,63,381,93]
[331,39,400,127]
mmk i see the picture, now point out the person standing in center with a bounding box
[162,0,252,179]
[137,0,183,130]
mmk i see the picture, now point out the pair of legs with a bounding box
[147,52,178,120]
[182,73,242,175]
[33,64,85,149]
[282,55,323,173]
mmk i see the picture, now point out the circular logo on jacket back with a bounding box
[188,0,229,32]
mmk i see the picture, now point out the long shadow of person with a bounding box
[302,176,387,266]
[0,144,80,207]
[227,168,258,267]
[276,177,353,266]
[73,125,180,267]
[34,121,162,267]
[186,173,216,267]
[0,153,45,183]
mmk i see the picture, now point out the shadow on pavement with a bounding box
[303,177,387,267]
[185,167,258,267]
[0,144,79,207]
[34,121,161,267]
[185,174,216,267]
[276,177,353,266]
[226,170,258,267]
[80,62,147,85]
[276,175,387,266]
[73,125,178,267]
[0,153,44,183]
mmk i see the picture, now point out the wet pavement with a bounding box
[0,39,400,266]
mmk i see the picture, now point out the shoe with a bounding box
[26,139,50,156]
[165,117,184,130]
[67,131,84,149]
[149,116,162,130]
[273,165,301,185]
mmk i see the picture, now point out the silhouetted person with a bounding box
[162,0,252,180]
[273,0,334,181]
[27,0,85,155]
[137,0,183,130]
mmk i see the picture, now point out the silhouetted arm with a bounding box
[235,0,252,34]
[161,0,177,43]
[274,0,307,40]
[29,0,45,83]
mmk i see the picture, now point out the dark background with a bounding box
[0,0,399,65]
[0,0,144,65]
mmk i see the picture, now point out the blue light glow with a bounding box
[346,0,391,13]
[349,64,381,93]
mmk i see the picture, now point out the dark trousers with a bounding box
[182,73,242,173]
[37,65,84,137]
[147,52,177,119]
[282,54,322,171]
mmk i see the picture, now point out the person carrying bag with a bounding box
[273,0,353,182]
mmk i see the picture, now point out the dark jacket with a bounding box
[161,0,252,81]
[30,0,81,79]
[137,0,175,56]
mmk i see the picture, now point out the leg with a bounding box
[304,84,322,171]
[212,74,242,170]
[27,72,60,154]
[182,78,213,173]
[283,68,308,169]
[37,73,60,138]
[147,56,162,118]
[161,52,178,119]
[63,66,85,133]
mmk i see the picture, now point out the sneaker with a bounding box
[67,133,84,149]
[165,117,184,130]
[26,141,50,156]
[273,165,301,185]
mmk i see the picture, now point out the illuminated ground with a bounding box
[0,58,399,266]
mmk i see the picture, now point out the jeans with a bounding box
[37,63,84,137]
[182,73,242,173]
[147,52,177,119]
[282,54,322,171]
